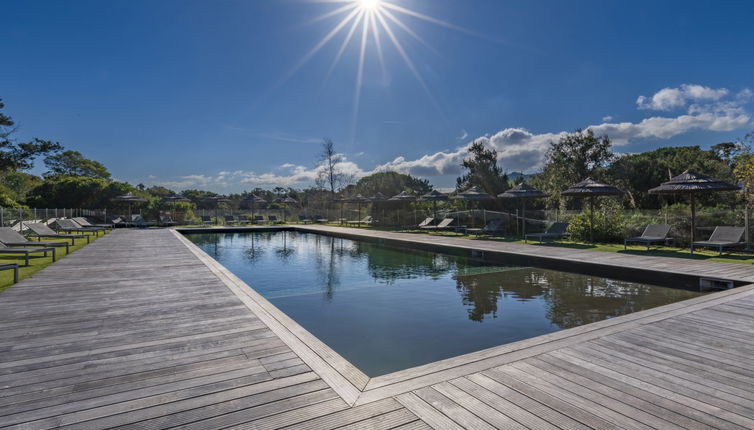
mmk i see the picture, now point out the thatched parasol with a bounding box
[452,186,494,201]
[648,170,740,242]
[452,186,494,228]
[274,196,299,223]
[344,194,371,226]
[368,193,388,225]
[242,194,267,223]
[369,192,388,201]
[111,192,147,219]
[562,178,623,242]
[389,191,417,228]
[161,194,190,204]
[389,191,417,201]
[201,196,231,225]
[498,183,548,237]
[419,189,449,220]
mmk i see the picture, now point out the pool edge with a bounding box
[172,226,754,407]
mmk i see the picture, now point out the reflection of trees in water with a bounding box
[356,242,454,284]
[313,235,344,300]
[243,233,265,263]
[274,231,295,261]
[454,269,698,326]
[454,269,547,322]
[188,233,226,260]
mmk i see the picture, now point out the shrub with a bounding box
[566,201,625,242]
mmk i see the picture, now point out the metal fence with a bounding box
[2,205,750,247]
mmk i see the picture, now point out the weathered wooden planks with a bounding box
[4,226,754,429]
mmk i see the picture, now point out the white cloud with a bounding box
[636,84,729,111]
[151,83,752,192]
[602,115,613,122]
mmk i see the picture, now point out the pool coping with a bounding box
[172,226,754,407]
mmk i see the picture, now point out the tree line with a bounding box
[1,97,752,216]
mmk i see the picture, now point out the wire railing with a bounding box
[1,205,750,247]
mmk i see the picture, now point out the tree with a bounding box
[456,140,508,195]
[0,98,62,172]
[27,176,133,208]
[354,171,431,197]
[315,139,353,194]
[607,145,734,208]
[540,129,613,205]
[43,150,111,179]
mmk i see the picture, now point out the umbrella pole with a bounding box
[746,190,751,250]
[590,196,595,243]
[522,200,526,238]
[433,201,437,220]
[690,194,696,243]
[358,202,361,227]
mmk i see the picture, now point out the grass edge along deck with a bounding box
[174,226,754,407]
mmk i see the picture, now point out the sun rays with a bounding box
[296,0,461,136]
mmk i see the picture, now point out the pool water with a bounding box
[186,231,702,376]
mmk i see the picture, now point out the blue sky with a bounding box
[2,0,753,192]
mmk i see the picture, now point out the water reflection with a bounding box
[186,231,702,376]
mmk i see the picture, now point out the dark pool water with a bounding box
[186,231,701,376]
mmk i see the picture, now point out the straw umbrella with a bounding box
[498,183,548,237]
[242,194,267,223]
[648,170,740,242]
[345,194,371,226]
[200,196,230,225]
[278,196,298,223]
[452,186,494,228]
[561,178,623,243]
[369,192,388,225]
[420,190,449,221]
[161,194,190,223]
[389,191,417,227]
[111,192,147,220]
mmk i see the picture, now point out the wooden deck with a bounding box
[1,227,754,429]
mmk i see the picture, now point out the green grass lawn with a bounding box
[0,232,103,292]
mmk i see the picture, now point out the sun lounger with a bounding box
[624,224,672,250]
[200,216,213,225]
[0,242,56,266]
[0,227,70,254]
[525,222,569,244]
[691,226,746,255]
[238,215,250,224]
[224,215,237,225]
[467,218,504,235]
[299,215,312,224]
[347,216,372,225]
[417,217,434,228]
[268,215,278,223]
[314,215,327,223]
[159,215,176,226]
[0,263,18,283]
[25,222,89,244]
[253,215,265,224]
[421,218,456,231]
[74,217,112,229]
[55,219,104,236]
[130,214,157,228]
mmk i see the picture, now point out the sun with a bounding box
[357,0,381,11]
[291,0,470,136]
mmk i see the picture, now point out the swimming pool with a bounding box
[186,231,702,376]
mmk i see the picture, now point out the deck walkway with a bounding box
[0,227,753,429]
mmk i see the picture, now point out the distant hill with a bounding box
[507,171,530,180]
